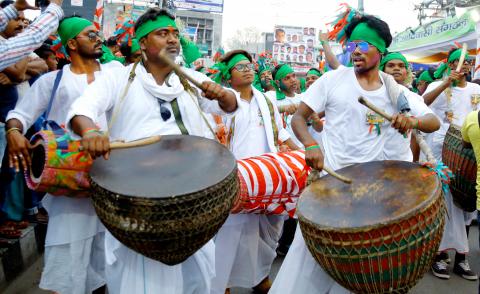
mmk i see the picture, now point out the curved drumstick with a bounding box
[358,96,436,164]
[157,49,203,89]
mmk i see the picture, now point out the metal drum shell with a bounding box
[297,161,446,294]
[442,124,477,212]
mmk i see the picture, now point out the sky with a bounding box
[221,0,420,44]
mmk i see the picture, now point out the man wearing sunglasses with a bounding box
[270,15,440,294]
[5,16,123,294]
[65,8,240,294]
[210,50,298,294]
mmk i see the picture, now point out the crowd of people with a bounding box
[0,0,479,293]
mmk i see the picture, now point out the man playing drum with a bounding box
[5,16,123,294]
[65,8,240,294]
[269,14,440,294]
[209,50,298,294]
[422,48,480,281]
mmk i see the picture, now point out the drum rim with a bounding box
[25,132,50,187]
[297,160,443,232]
[89,135,238,199]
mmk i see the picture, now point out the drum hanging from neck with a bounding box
[89,135,239,265]
[297,160,445,294]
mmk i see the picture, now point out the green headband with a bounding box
[300,77,306,93]
[274,64,294,81]
[135,15,178,40]
[417,70,434,83]
[259,67,271,76]
[349,22,387,53]
[448,48,462,63]
[180,36,202,65]
[380,52,409,71]
[307,68,322,77]
[130,39,140,53]
[58,17,93,47]
[212,53,250,84]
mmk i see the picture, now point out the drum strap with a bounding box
[171,99,189,135]
[42,69,63,127]
[477,110,480,127]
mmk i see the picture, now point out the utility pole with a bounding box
[358,0,364,13]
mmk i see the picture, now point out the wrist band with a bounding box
[416,119,421,130]
[304,143,318,148]
[6,127,21,136]
[305,145,320,151]
[82,128,101,136]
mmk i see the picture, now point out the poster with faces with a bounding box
[273,25,318,73]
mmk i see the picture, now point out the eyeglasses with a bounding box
[76,31,101,42]
[232,63,255,72]
[157,98,172,121]
[346,41,371,53]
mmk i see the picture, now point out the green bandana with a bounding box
[58,17,93,47]
[211,53,250,84]
[259,67,271,76]
[130,39,140,54]
[100,45,125,64]
[448,48,462,63]
[274,64,294,81]
[135,15,178,40]
[417,70,434,83]
[180,36,202,65]
[273,64,295,100]
[349,22,387,53]
[306,68,322,77]
[380,52,409,71]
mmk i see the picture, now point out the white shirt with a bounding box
[6,61,123,246]
[227,87,290,159]
[302,66,433,171]
[425,81,480,135]
[67,63,240,142]
[265,91,303,147]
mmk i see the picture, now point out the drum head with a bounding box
[90,135,237,198]
[30,140,46,180]
[298,160,441,229]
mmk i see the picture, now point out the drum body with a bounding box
[89,135,239,265]
[25,129,92,198]
[442,124,477,212]
[232,150,307,216]
[297,161,445,294]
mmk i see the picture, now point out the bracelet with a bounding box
[82,128,101,136]
[305,145,320,151]
[6,127,21,136]
[416,118,421,130]
[304,143,318,148]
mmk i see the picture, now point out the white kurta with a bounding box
[270,66,433,294]
[6,61,122,293]
[211,87,289,293]
[66,63,241,294]
[266,91,303,147]
[423,81,480,253]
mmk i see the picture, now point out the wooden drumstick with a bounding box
[78,136,162,151]
[358,96,437,164]
[455,43,468,73]
[157,49,203,89]
[322,166,353,184]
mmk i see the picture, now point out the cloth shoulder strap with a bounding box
[263,93,279,147]
[108,62,139,130]
[477,110,480,127]
[44,69,63,121]
[171,98,189,135]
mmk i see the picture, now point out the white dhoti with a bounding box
[270,225,351,294]
[105,231,215,294]
[429,136,469,253]
[211,214,284,293]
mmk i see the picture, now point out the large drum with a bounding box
[442,124,477,212]
[297,161,445,294]
[89,135,239,265]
